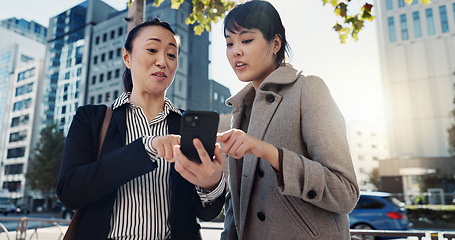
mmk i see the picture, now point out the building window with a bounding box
[94,56,98,64]
[92,75,96,84]
[118,27,123,36]
[6,147,25,159]
[17,68,35,82]
[439,5,449,33]
[412,0,418,5]
[386,0,393,10]
[426,8,436,36]
[105,92,111,102]
[10,115,29,127]
[398,0,405,8]
[114,90,119,99]
[4,164,24,175]
[100,73,104,83]
[98,94,102,103]
[95,36,100,45]
[109,51,113,60]
[64,71,70,80]
[117,48,122,57]
[400,14,409,40]
[388,17,397,43]
[110,30,115,39]
[90,96,95,104]
[15,83,34,96]
[115,69,120,78]
[13,98,32,112]
[9,131,27,143]
[101,53,105,62]
[103,33,107,42]
[62,105,66,114]
[413,11,422,38]
[107,71,112,80]
[359,155,365,160]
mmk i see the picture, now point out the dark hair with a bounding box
[122,18,181,92]
[223,0,290,66]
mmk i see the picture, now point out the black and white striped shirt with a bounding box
[107,92,225,239]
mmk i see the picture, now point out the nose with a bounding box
[233,46,242,57]
[155,53,167,69]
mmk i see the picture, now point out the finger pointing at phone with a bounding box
[217,129,280,171]
[151,135,181,162]
[173,138,226,191]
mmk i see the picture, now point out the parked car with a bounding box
[349,191,411,240]
[0,197,20,215]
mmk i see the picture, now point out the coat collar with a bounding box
[226,64,303,109]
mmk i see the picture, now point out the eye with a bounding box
[167,53,177,59]
[242,39,253,44]
[226,43,233,47]
[147,49,157,53]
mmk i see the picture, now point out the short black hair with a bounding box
[224,0,290,66]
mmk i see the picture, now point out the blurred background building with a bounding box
[376,0,455,203]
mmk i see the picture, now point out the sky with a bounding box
[0,0,383,124]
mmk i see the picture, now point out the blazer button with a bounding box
[265,94,275,103]
[307,190,317,199]
[256,168,264,177]
[257,212,266,221]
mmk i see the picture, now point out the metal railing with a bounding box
[0,217,70,240]
[0,217,455,240]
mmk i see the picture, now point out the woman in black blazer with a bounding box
[57,18,226,240]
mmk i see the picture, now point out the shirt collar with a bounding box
[112,92,181,116]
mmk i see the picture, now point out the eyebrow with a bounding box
[147,37,177,48]
[225,29,256,38]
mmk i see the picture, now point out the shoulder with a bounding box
[74,104,109,124]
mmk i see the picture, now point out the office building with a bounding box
[375,0,455,199]
[1,18,47,44]
[1,59,45,199]
[347,121,390,191]
[43,0,118,129]
[0,26,46,199]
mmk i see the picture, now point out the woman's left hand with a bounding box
[173,138,225,191]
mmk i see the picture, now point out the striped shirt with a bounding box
[107,92,225,240]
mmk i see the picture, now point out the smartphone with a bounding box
[180,110,219,164]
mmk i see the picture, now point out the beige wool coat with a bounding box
[220,64,360,240]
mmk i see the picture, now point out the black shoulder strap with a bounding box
[167,111,181,135]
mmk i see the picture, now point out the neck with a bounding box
[130,90,165,122]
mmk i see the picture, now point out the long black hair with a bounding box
[122,18,181,92]
[223,0,290,66]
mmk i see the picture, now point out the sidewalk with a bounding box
[0,222,224,240]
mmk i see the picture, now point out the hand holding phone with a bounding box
[180,111,219,164]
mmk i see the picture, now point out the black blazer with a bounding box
[57,104,225,240]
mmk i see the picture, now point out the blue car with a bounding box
[349,191,411,235]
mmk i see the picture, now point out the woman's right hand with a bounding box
[151,135,181,162]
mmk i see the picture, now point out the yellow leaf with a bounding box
[404,0,413,4]
[171,0,184,9]
[421,0,431,4]
[330,0,338,7]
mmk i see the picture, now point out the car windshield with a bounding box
[385,196,405,207]
[0,198,10,204]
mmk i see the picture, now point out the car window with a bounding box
[355,196,385,209]
[385,196,405,207]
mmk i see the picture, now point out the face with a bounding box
[123,25,179,97]
[225,27,281,87]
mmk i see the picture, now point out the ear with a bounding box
[122,48,131,69]
[272,34,282,54]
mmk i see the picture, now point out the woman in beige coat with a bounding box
[217,1,360,239]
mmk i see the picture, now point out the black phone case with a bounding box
[180,110,219,163]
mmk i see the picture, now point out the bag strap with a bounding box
[97,106,112,160]
[63,106,112,240]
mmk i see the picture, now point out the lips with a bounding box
[152,71,167,80]
[235,61,246,70]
